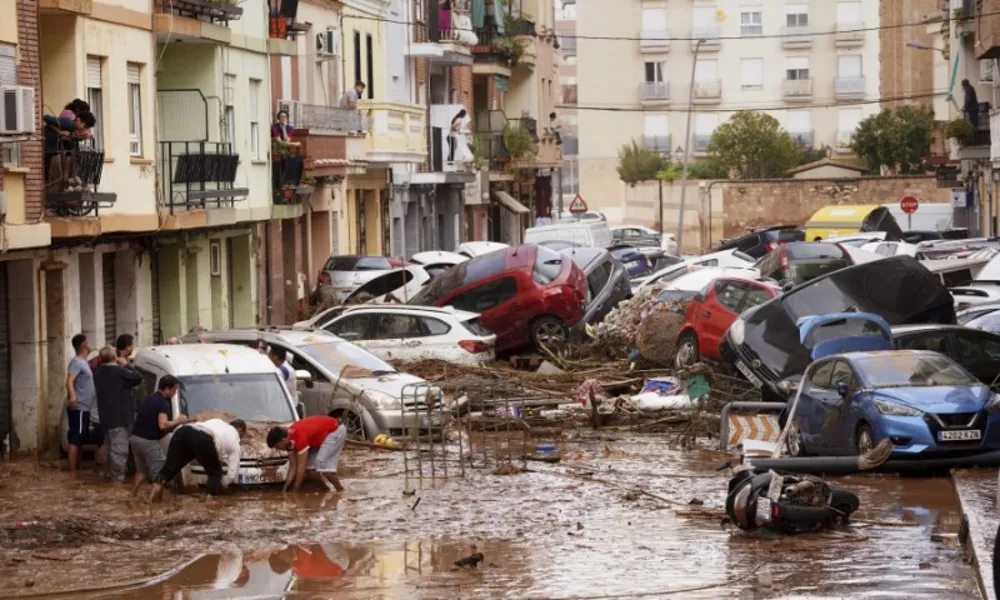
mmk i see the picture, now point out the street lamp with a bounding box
[673,146,684,163]
[906,40,946,55]
[676,38,706,253]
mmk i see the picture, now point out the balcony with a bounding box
[560,36,577,54]
[834,22,865,47]
[44,144,117,217]
[782,78,814,101]
[39,0,92,15]
[362,102,427,164]
[694,134,712,154]
[958,117,992,160]
[159,141,248,212]
[474,110,560,174]
[834,76,866,100]
[640,82,670,104]
[472,24,515,76]
[271,145,309,205]
[152,0,243,44]
[289,129,368,178]
[640,29,670,53]
[279,101,367,134]
[789,131,814,148]
[692,79,722,104]
[836,130,854,152]
[691,25,721,51]
[409,2,476,66]
[424,103,477,182]
[642,134,672,154]
[781,24,813,48]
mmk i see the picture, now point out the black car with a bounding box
[712,226,805,259]
[893,324,1000,390]
[719,255,957,399]
[754,242,852,288]
[560,247,630,340]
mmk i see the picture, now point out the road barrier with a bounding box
[719,401,786,451]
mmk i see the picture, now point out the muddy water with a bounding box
[0,435,982,599]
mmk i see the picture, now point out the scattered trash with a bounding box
[724,468,861,534]
[536,360,565,376]
[454,546,485,568]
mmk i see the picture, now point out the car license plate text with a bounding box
[735,360,764,388]
[938,429,982,442]
[755,498,772,522]
[238,473,278,485]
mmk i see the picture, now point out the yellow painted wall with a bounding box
[0,0,18,45]
[341,6,386,100]
[364,191,381,255]
[39,15,80,115]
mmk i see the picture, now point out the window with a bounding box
[446,278,518,313]
[557,1,576,20]
[375,314,425,339]
[643,114,669,149]
[533,246,564,284]
[957,333,1000,361]
[694,59,718,82]
[644,62,664,83]
[715,282,746,312]
[692,6,716,34]
[786,56,809,80]
[896,333,950,354]
[830,360,854,389]
[223,74,236,147]
[249,78,261,160]
[838,55,863,78]
[740,9,763,36]
[365,34,374,99]
[786,4,808,26]
[785,110,811,135]
[86,56,104,149]
[586,261,613,298]
[809,360,835,388]
[0,44,17,166]
[642,7,667,32]
[422,318,451,336]
[353,31,362,86]
[695,113,719,135]
[127,63,143,156]
[743,286,773,309]
[838,108,863,133]
[836,1,862,25]
[326,313,376,341]
[741,58,764,89]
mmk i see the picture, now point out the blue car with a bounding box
[787,349,1000,457]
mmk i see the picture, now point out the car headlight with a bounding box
[364,390,401,411]
[874,399,922,417]
[987,393,1000,415]
[729,318,746,346]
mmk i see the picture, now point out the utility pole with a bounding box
[676,39,704,253]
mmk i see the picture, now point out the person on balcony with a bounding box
[59,99,93,141]
[339,81,366,110]
[962,79,980,130]
[271,110,296,143]
[448,109,472,163]
[439,0,453,38]
[44,109,96,193]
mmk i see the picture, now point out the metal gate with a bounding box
[0,263,11,452]
[150,252,162,345]
[226,238,235,328]
[102,252,116,345]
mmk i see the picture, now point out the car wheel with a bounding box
[785,421,806,457]
[675,332,700,368]
[531,316,568,350]
[332,410,368,441]
[856,424,875,455]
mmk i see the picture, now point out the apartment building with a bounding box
[556,0,578,207]
[576,0,881,221]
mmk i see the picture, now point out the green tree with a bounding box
[849,105,934,175]
[657,157,728,181]
[796,144,829,166]
[707,111,802,179]
[616,140,670,186]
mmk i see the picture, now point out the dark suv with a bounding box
[713,226,805,259]
[754,242,852,288]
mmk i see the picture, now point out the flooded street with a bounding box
[0,434,982,599]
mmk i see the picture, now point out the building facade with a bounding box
[576,0,881,224]
[555,0,578,210]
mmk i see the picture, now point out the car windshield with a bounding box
[854,353,977,388]
[300,342,397,378]
[533,246,564,284]
[803,318,889,347]
[180,374,294,422]
[968,313,1000,333]
[789,259,851,284]
[787,244,846,260]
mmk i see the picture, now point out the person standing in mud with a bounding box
[268,346,298,400]
[266,415,346,493]
[129,375,188,498]
[150,418,247,501]
[66,333,98,471]
[95,345,142,482]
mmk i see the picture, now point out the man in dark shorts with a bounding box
[129,375,188,498]
[66,333,100,471]
[267,415,346,493]
[150,418,247,501]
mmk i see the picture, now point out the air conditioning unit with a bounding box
[1,86,34,136]
[316,29,340,58]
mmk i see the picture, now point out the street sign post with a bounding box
[900,195,918,230]
[568,194,588,215]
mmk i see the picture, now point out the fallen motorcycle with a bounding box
[724,469,860,534]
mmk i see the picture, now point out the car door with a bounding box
[366,312,429,362]
[796,359,835,453]
[323,313,377,345]
[827,360,858,454]
[894,331,953,359]
[953,331,1000,389]
[699,280,747,357]
[445,276,521,349]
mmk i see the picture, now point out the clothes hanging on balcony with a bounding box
[494,0,505,33]
[472,0,485,28]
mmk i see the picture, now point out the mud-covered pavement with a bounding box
[0,434,982,599]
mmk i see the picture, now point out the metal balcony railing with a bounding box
[790,130,814,148]
[836,130,854,150]
[153,0,243,24]
[291,103,367,133]
[272,145,306,205]
[44,141,117,217]
[835,76,866,97]
[782,78,814,98]
[640,29,669,50]
[641,81,670,101]
[694,134,713,153]
[693,79,722,99]
[159,141,249,212]
[642,134,672,153]
[834,22,865,45]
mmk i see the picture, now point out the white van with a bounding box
[132,344,304,488]
[524,220,613,248]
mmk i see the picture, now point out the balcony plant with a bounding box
[468,134,487,170]
[503,123,538,163]
[946,117,976,145]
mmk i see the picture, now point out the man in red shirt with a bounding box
[266,415,346,493]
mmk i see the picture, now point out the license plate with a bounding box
[938,429,982,442]
[755,497,772,522]
[735,360,764,388]
[237,473,279,485]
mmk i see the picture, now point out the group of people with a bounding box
[44,98,98,192]
[64,332,346,499]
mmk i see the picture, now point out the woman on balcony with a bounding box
[439,1,453,39]
[271,110,296,143]
[448,109,473,165]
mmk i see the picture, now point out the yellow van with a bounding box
[804,204,904,241]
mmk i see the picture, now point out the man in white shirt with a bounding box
[268,346,298,400]
[150,418,246,500]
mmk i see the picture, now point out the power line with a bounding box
[559,89,950,113]
[342,9,976,43]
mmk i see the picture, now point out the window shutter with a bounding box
[126,63,140,85]
[249,80,260,116]
[224,74,236,106]
[87,57,102,88]
[787,56,809,71]
[0,44,16,88]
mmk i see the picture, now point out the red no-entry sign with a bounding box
[568,194,588,214]
[900,196,919,214]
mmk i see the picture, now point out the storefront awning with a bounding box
[492,191,530,215]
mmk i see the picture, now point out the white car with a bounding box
[611,225,678,255]
[410,251,468,266]
[635,249,756,292]
[950,284,1000,312]
[861,240,923,258]
[456,241,508,258]
[665,267,764,293]
[837,244,884,265]
[317,255,403,301]
[823,232,887,247]
[319,305,496,365]
[342,265,432,304]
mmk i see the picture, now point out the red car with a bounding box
[409,245,588,352]
[675,276,780,366]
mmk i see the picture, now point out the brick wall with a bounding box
[17,0,43,220]
[880,0,939,108]
[449,65,473,110]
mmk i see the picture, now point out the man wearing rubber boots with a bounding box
[267,415,346,493]
[150,418,247,500]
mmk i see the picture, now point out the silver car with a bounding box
[317,255,402,302]
[183,328,454,439]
